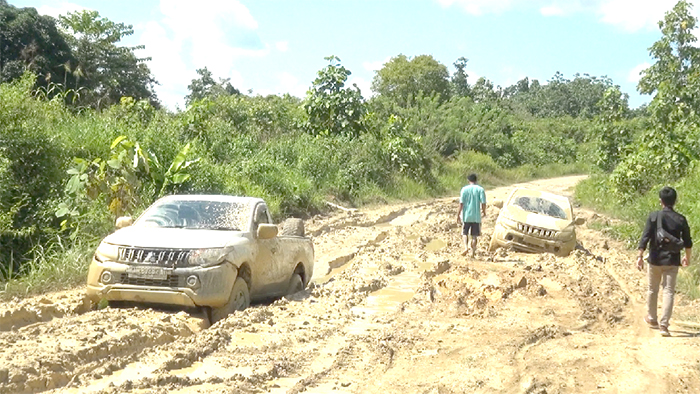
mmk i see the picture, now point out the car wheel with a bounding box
[287,273,305,295]
[210,277,250,323]
[488,235,498,252]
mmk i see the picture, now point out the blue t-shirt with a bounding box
[460,184,486,223]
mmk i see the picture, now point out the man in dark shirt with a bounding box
[637,186,693,337]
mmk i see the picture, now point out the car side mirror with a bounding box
[257,223,278,239]
[492,200,504,209]
[574,217,586,226]
[115,216,133,229]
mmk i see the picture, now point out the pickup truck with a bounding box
[86,195,314,322]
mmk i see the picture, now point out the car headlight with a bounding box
[94,242,119,262]
[500,217,519,229]
[188,248,228,267]
[556,227,575,241]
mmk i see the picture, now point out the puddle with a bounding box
[389,212,424,227]
[351,270,422,316]
[425,238,447,251]
[60,361,156,393]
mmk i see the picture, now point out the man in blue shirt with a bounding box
[457,173,486,257]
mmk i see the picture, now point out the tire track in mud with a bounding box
[3,176,700,394]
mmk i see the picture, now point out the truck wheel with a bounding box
[488,236,498,252]
[210,277,250,323]
[280,218,305,236]
[287,273,305,295]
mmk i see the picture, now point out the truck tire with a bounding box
[488,236,498,252]
[210,277,250,323]
[286,273,305,295]
[280,218,305,236]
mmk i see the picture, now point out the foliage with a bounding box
[610,1,700,197]
[371,54,451,108]
[505,72,615,118]
[0,1,73,88]
[58,10,157,108]
[592,87,634,172]
[185,67,241,106]
[451,57,470,98]
[302,56,366,138]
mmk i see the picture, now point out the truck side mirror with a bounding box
[115,216,133,229]
[257,223,278,239]
[492,200,504,209]
[574,217,586,226]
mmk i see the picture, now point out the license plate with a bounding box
[126,266,168,280]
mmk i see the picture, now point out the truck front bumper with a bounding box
[86,258,237,308]
[492,224,575,256]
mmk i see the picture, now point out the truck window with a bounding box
[253,205,270,229]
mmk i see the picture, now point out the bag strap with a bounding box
[656,211,662,234]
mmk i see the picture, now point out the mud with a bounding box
[1,175,700,394]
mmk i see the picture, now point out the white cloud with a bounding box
[140,0,269,109]
[628,62,650,83]
[275,41,289,52]
[597,0,677,32]
[36,2,89,18]
[363,57,391,72]
[436,0,687,32]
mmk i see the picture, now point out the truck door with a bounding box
[252,204,285,297]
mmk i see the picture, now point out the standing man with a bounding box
[458,173,486,258]
[637,186,693,337]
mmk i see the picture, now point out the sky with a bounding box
[10,0,690,110]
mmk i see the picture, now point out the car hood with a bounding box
[103,226,246,249]
[502,205,572,231]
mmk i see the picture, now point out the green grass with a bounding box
[0,238,94,300]
[576,172,700,299]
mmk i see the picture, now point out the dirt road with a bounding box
[1,175,699,394]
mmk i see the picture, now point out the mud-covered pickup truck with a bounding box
[86,195,314,322]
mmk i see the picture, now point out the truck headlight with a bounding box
[556,227,575,241]
[188,248,228,266]
[94,242,119,262]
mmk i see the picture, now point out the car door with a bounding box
[251,203,286,298]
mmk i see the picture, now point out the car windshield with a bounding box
[512,196,569,220]
[136,200,250,231]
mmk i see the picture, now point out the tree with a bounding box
[471,77,500,103]
[610,1,700,196]
[0,1,73,87]
[451,57,470,98]
[303,56,366,138]
[58,10,157,108]
[371,54,451,108]
[638,0,700,132]
[592,87,632,172]
[185,67,241,106]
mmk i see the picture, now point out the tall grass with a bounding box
[576,168,700,298]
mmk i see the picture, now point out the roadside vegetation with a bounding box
[1,0,697,299]
[575,1,700,298]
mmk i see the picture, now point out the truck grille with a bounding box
[118,247,191,267]
[118,274,181,287]
[517,223,558,239]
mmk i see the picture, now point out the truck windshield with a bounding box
[136,200,249,230]
[513,196,569,220]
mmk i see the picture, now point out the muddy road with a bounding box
[1,175,699,394]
